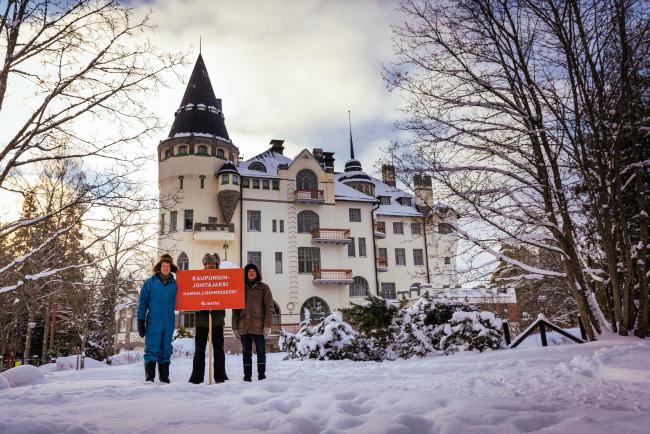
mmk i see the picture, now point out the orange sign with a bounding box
[175,268,245,311]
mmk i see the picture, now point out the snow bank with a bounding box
[173,338,195,358]
[45,355,107,372]
[110,351,144,366]
[0,364,45,388]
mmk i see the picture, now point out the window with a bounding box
[200,175,206,189]
[247,210,261,232]
[300,297,330,322]
[279,220,284,233]
[272,220,277,232]
[348,237,356,257]
[197,145,208,155]
[221,174,229,185]
[252,179,260,189]
[381,283,396,299]
[184,210,193,230]
[377,247,388,260]
[217,149,225,159]
[249,162,267,172]
[379,196,390,205]
[242,178,250,188]
[444,256,451,265]
[131,315,138,332]
[181,312,195,328]
[413,249,424,266]
[395,248,406,265]
[398,197,412,206]
[438,223,453,234]
[232,175,239,185]
[170,211,177,232]
[262,179,270,190]
[349,208,361,222]
[298,247,320,273]
[349,276,369,297]
[358,238,367,257]
[247,252,262,272]
[393,222,404,234]
[272,180,280,190]
[178,145,188,155]
[159,213,165,234]
[275,252,283,274]
[296,169,318,191]
[118,318,127,333]
[164,149,172,159]
[178,252,189,270]
[297,210,319,233]
[411,223,422,235]
[273,303,281,325]
[179,176,184,190]
[208,216,217,225]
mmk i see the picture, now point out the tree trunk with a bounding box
[23,306,35,362]
[635,167,649,337]
[41,297,51,363]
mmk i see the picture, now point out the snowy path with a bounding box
[1,338,650,434]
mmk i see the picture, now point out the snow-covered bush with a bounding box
[0,365,45,388]
[281,312,357,360]
[110,351,144,366]
[172,338,195,358]
[174,326,194,340]
[438,311,505,353]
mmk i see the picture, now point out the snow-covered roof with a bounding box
[336,173,422,217]
[239,149,292,178]
[335,181,378,203]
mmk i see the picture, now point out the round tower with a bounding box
[157,54,241,269]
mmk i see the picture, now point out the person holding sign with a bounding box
[232,263,274,381]
[188,253,230,384]
[137,254,178,383]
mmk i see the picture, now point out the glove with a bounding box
[232,330,239,340]
[137,320,146,338]
[263,327,271,339]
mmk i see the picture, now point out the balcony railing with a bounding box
[312,268,353,284]
[377,258,388,272]
[295,189,325,203]
[193,222,236,241]
[311,228,352,244]
[374,222,387,238]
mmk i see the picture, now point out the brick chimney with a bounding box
[270,139,285,155]
[414,174,433,214]
[382,164,396,187]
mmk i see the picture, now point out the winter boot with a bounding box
[243,365,252,382]
[158,363,170,384]
[258,362,266,381]
[145,362,156,382]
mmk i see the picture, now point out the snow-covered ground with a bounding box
[1,336,650,434]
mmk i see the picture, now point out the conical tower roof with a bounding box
[168,54,231,140]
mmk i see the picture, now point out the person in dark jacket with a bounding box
[137,253,177,383]
[232,263,273,381]
[189,253,229,384]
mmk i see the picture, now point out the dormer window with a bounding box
[379,196,390,205]
[178,145,188,156]
[197,145,208,155]
[249,162,267,172]
[398,197,412,206]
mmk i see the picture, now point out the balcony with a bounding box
[374,222,386,239]
[312,268,353,285]
[377,258,388,272]
[193,222,236,242]
[295,189,325,203]
[311,228,352,245]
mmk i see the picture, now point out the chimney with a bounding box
[382,164,396,187]
[270,139,285,155]
[313,148,325,168]
[414,174,433,214]
[322,152,335,173]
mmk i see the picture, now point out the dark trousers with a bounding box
[189,326,228,383]
[241,334,266,377]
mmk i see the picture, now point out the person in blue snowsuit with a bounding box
[137,253,178,383]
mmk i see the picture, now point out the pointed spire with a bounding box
[168,54,230,140]
[348,110,355,160]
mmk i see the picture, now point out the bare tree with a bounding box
[385,0,649,339]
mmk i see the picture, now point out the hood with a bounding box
[244,263,262,284]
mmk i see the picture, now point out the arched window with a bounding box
[164,149,172,159]
[249,162,266,172]
[177,252,189,271]
[296,169,318,191]
[297,210,319,233]
[349,276,369,297]
[217,148,225,159]
[273,302,281,325]
[178,176,184,190]
[197,145,208,155]
[300,297,330,323]
[200,175,206,189]
[178,145,188,155]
